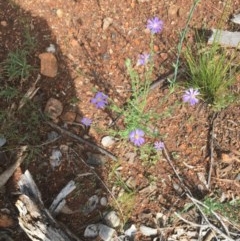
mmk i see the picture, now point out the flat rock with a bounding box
[84,224,98,238]
[231,14,240,24]
[125,224,137,237]
[39,52,58,77]
[44,98,63,120]
[103,211,120,228]
[140,225,158,236]
[98,224,116,241]
[208,29,240,48]
[84,224,116,241]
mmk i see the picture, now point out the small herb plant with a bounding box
[109,17,164,146]
[3,49,33,80]
[2,20,36,81]
[84,17,166,162]
[203,196,240,225]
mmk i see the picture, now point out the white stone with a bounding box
[46,44,56,53]
[101,136,115,147]
[208,29,240,48]
[140,225,158,236]
[98,224,116,241]
[231,14,240,24]
[50,149,62,168]
[104,211,120,228]
[100,197,108,206]
[124,224,137,237]
[84,224,98,238]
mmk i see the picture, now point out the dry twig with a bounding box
[163,144,236,240]
[187,194,234,241]
[71,147,125,223]
[47,121,117,161]
[207,112,218,189]
[18,74,41,110]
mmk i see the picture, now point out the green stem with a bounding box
[171,0,201,87]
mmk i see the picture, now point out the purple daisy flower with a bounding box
[147,17,163,34]
[91,91,108,109]
[81,117,92,127]
[137,53,150,66]
[183,88,200,106]
[154,141,164,151]
[129,129,145,147]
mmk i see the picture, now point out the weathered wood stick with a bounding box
[49,180,76,216]
[0,145,27,188]
[16,170,82,241]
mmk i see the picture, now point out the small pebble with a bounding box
[46,44,56,53]
[50,149,62,168]
[100,197,108,206]
[102,17,113,31]
[104,211,120,228]
[0,21,7,27]
[101,136,116,147]
[56,9,63,18]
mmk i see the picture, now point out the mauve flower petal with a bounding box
[182,88,200,106]
[147,17,163,34]
[129,129,145,146]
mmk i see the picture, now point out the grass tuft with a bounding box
[184,35,238,110]
[3,49,34,81]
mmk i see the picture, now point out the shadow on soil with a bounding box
[0,1,109,240]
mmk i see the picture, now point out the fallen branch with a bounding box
[16,170,81,241]
[207,112,218,189]
[71,147,125,223]
[163,144,236,240]
[162,146,192,195]
[49,180,76,216]
[187,194,234,241]
[0,145,27,188]
[47,121,117,161]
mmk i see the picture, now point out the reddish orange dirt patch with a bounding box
[0,0,239,240]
